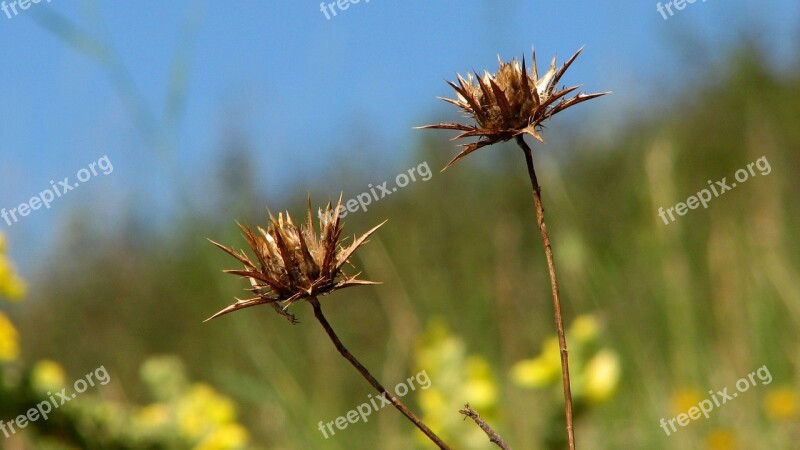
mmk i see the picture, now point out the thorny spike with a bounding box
[207,197,382,321]
[418,46,607,170]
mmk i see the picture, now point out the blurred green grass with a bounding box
[8,45,800,449]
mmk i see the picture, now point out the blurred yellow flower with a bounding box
[570,314,599,344]
[511,314,620,412]
[415,320,464,374]
[705,428,738,450]
[129,357,251,448]
[511,356,559,388]
[584,350,620,403]
[415,319,499,449]
[461,357,498,409]
[135,403,172,428]
[177,383,237,439]
[763,386,797,420]
[511,337,561,389]
[0,233,27,301]
[672,389,702,416]
[419,389,448,416]
[2,277,27,300]
[31,360,67,393]
[194,424,248,450]
[0,311,20,361]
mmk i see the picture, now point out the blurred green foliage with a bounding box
[5,44,800,449]
[1,243,250,450]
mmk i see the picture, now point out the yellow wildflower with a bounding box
[0,257,26,301]
[194,424,249,450]
[511,337,561,388]
[0,233,26,301]
[705,428,737,450]
[763,386,797,420]
[584,350,620,403]
[461,357,498,409]
[31,360,67,393]
[177,383,237,440]
[570,314,599,344]
[415,320,499,449]
[135,403,172,429]
[672,389,702,416]
[0,311,20,361]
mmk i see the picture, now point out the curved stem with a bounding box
[516,136,576,450]
[309,297,451,449]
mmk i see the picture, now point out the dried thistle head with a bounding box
[418,46,609,169]
[207,196,384,322]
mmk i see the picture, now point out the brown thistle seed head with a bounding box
[206,196,384,322]
[418,46,609,169]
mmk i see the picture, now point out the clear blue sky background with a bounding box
[1,0,798,269]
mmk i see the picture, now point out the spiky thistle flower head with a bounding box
[207,196,384,322]
[418,46,609,169]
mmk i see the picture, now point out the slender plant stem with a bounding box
[309,297,451,450]
[516,136,576,450]
[460,404,513,450]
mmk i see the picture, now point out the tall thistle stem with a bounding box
[516,136,575,450]
[309,296,451,449]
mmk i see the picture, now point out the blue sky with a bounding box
[0,0,798,269]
